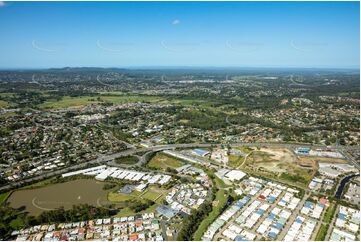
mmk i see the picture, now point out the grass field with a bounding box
[111,185,167,217]
[0,100,9,108]
[108,185,166,203]
[315,224,328,241]
[228,146,252,168]
[38,96,99,109]
[315,203,336,241]
[0,112,17,118]
[100,94,165,104]
[107,190,142,202]
[0,191,10,205]
[115,203,159,217]
[8,179,110,215]
[141,190,163,201]
[323,203,336,224]
[38,94,166,109]
[147,153,184,170]
[228,155,243,168]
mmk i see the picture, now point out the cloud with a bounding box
[171,19,180,25]
[0,2,6,7]
[32,40,56,52]
[290,40,328,52]
[290,40,310,52]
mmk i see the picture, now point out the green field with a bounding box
[110,186,166,217]
[315,224,328,241]
[228,155,243,168]
[0,112,17,118]
[228,146,253,168]
[115,203,159,217]
[38,94,166,109]
[108,185,166,203]
[0,191,10,205]
[315,203,336,241]
[100,94,165,104]
[323,203,336,224]
[107,190,142,202]
[147,153,184,170]
[38,96,99,109]
[141,190,163,201]
[0,100,9,108]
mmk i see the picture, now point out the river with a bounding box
[335,173,359,199]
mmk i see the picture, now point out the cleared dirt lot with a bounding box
[244,147,316,187]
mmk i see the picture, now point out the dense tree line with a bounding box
[0,204,116,240]
[128,199,154,213]
[177,201,213,240]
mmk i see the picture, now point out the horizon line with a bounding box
[0,66,359,71]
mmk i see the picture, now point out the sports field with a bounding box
[7,179,109,215]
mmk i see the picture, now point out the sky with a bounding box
[0,1,359,69]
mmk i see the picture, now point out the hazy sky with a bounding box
[0,1,359,69]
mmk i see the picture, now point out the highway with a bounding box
[0,141,358,192]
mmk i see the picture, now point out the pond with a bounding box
[335,173,359,199]
[7,179,111,215]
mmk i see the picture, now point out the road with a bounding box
[237,151,253,169]
[1,141,358,192]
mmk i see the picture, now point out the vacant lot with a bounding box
[299,156,348,166]
[244,147,316,187]
[228,146,253,168]
[228,155,243,168]
[147,153,184,170]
